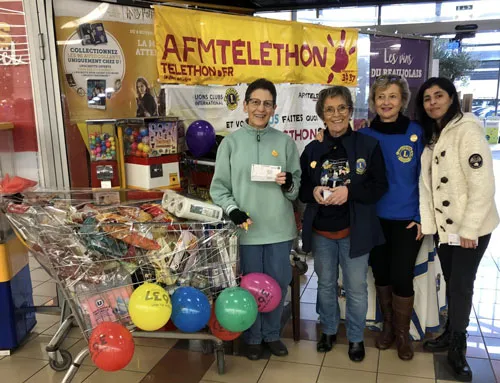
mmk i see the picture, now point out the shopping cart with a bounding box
[2,190,238,382]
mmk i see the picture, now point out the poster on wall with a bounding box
[154,6,358,86]
[370,36,430,119]
[164,84,357,153]
[54,0,162,122]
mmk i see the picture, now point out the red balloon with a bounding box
[162,319,177,331]
[89,322,135,372]
[209,307,241,341]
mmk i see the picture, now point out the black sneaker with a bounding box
[265,340,288,357]
[246,344,263,360]
[348,341,365,362]
[317,333,336,352]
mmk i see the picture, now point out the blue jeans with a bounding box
[312,233,369,343]
[240,240,293,344]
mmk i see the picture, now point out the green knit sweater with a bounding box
[210,122,301,245]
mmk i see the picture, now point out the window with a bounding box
[254,11,292,21]
[297,6,378,27]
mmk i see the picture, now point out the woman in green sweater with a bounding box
[210,78,301,360]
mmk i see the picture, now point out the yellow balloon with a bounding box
[128,283,172,331]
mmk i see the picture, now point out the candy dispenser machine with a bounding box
[87,120,121,189]
[117,118,183,190]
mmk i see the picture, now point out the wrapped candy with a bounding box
[118,206,152,222]
[95,213,161,250]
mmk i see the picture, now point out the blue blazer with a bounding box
[299,130,388,258]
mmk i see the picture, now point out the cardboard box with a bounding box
[125,154,180,190]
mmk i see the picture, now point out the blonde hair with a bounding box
[369,75,410,114]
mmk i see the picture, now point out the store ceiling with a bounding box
[153,0,461,12]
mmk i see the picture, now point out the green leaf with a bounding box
[433,38,479,82]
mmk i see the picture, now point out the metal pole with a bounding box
[495,60,500,116]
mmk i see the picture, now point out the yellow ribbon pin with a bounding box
[310,161,317,169]
[272,150,278,157]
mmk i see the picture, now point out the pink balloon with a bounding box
[240,273,281,313]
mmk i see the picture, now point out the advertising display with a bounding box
[164,84,358,153]
[54,0,161,122]
[155,6,358,86]
[370,35,431,119]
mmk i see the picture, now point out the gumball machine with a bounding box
[117,118,183,190]
[87,120,120,189]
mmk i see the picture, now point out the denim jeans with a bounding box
[312,233,369,343]
[240,240,293,344]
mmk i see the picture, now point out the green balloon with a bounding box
[215,287,258,332]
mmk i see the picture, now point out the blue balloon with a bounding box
[186,120,216,158]
[171,287,211,332]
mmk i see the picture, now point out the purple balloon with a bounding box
[186,120,216,157]
[240,273,282,313]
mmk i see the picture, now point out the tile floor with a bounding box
[2,151,500,382]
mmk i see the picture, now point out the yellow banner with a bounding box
[154,6,358,86]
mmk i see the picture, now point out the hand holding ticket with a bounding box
[448,233,478,248]
[251,164,281,182]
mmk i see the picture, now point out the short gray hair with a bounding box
[316,86,353,121]
[369,75,411,113]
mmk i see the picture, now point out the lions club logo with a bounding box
[396,145,414,163]
[224,88,239,111]
[356,158,366,175]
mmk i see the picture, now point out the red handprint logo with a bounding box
[327,29,356,84]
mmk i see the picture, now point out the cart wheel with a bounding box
[216,349,225,375]
[201,340,214,354]
[294,260,308,276]
[49,349,72,371]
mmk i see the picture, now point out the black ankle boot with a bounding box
[348,341,365,362]
[447,331,472,382]
[424,319,450,352]
[317,333,336,352]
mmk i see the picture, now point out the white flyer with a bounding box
[251,164,281,182]
[447,233,478,247]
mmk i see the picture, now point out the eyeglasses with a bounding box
[375,75,402,82]
[323,105,350,116]
[247,98,275,109]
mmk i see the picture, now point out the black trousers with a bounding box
[369,218,423,297]
[438,234,491,333]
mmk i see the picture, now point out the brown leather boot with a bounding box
[375,285,395,350]
[392,294,414,360]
